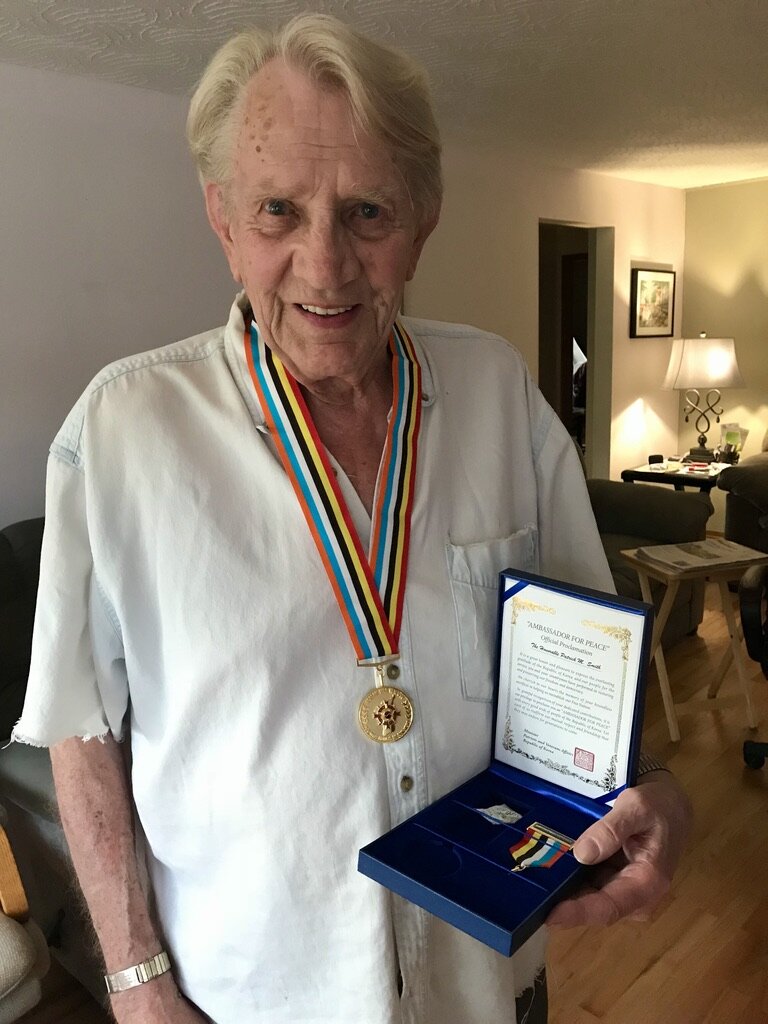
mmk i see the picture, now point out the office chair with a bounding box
[740,564,768,768]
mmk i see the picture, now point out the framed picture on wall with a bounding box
[629,268,676,337]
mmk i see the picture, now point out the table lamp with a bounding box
[662,332,744,463]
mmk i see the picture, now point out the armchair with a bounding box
[717,438,768,554]
[0,518,104,1002]
[740,564,768,769]
[0,519,43,740]
[0,806,50,1023]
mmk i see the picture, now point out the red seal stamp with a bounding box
[574,747,595,772]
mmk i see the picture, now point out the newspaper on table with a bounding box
[635,537,767,572]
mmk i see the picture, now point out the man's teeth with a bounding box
[300,305,353,316]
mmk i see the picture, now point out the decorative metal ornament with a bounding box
[358,685,413,743]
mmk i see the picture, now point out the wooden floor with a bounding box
[18,584,768,1023]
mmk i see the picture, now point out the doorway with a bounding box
[538,222,614,477]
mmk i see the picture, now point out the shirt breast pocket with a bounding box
[446,526,539,702]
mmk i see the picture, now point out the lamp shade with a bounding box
[662,334,745,390]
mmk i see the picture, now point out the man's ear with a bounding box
[204,183,242,285]
[406,209,440,282]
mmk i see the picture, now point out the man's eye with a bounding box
[264,199,288,216]
[358,202,380,220]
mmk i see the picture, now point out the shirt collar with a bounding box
[225,293,435,412]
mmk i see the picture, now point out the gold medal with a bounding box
[358,658,414,743]
[358,684,413,743]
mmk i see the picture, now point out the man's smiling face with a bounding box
[206,59,434,391]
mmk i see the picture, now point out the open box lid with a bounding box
[491,570,653,805]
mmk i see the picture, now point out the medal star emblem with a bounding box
[373,698,401,733]
[359,684,413,743]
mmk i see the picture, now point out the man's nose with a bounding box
[294,221,359,291]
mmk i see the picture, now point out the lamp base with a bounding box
[685,444,716,464]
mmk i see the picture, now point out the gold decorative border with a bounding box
[510,597,556,624]
[582,620,632,661]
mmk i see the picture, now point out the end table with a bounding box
[620,548,768,741]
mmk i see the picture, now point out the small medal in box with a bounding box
[358,569,653,956]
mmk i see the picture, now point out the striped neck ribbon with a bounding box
[509,823,574,872]
[244,318,422,664]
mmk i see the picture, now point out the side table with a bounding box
[621,464,725,493]
[620,549,768,741]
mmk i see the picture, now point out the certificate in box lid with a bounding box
[493,570,652,806]
[358,570,654,956]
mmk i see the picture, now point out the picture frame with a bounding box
[629,268,676,338]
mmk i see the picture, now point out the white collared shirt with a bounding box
[15,296,613,1024]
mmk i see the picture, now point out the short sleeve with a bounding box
[12,452,129,747]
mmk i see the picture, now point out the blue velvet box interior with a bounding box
[358,570,653,957]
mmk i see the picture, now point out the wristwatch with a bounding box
[637,752,670,777]
[104,951,172,994]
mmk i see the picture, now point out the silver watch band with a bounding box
[637,752,669,777]
[104,951,172,994]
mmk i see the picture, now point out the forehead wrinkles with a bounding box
[234,140,385,196]
[236,123,403,203]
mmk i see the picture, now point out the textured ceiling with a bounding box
[1,0,767,188]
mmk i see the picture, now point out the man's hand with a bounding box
[546,770,692,928]
[109,971,209,1023]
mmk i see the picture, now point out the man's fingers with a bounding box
[546,886,622,928]
[572,790,659,865]
[547,860,669,928]
[548,777,689,929]
[572,816,624,865]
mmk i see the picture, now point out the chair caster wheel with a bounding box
[743,742,765,770]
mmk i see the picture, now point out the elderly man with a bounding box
[14,14,690,1024]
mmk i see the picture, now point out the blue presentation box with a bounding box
[358,570,653,956]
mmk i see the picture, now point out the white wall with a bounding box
[682,179,768,531]
[406,139,687,479]
[0,62,234,526]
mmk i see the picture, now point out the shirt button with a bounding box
[387,664,400,680]
[400,775,414,792]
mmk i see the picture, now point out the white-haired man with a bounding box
[15,15,690,1024]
